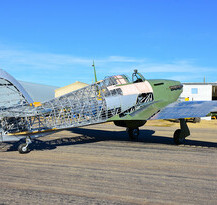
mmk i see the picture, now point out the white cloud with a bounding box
[0,49,91,70]
[105,56,146,63]
[0,46,216,85]
[0,49,147,71]
[167,75,203,82]
[109,61,216,74]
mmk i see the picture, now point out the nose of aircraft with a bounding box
[148,79,183,103]
[167,80,183,101]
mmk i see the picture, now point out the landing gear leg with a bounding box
[127,128,139,141]
[173,119,190,145]
[18,136,32,154]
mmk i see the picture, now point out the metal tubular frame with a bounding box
[0,77,123,134]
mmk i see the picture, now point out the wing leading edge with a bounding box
[150,101,217,120]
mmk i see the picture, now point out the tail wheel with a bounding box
[173,129,185,145]
[18,143,30,154]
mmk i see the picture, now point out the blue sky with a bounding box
[0,0,217,86]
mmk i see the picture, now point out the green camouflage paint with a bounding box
[108,79,182,127]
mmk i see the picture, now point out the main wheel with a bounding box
[18,143,30,154]
[173,129,185,145]
[127,128,139,141]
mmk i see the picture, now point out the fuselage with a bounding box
[105,74,183,122]
[0,71,183,141]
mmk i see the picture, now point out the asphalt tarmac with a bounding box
[0,123,216,204]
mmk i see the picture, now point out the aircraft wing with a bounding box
[150,101,217,120]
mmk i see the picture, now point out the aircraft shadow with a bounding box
[3,128,217,152]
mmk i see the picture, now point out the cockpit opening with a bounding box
[102,69,145,87]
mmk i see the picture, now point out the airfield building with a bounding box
[180,83,217,120]
[55,81,88,97]
[180,83,217,101]
[19,81,58,102]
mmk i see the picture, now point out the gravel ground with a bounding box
[0,122,216,205]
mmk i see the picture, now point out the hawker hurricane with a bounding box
[0,69,216,153]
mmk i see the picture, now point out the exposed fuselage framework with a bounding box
[0,75,155,139]
[0,71,183,143]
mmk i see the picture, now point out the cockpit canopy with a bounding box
[103,70,145,87]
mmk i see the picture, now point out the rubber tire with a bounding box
[127,128,139,141]
[18,143,30,154]
[173,129,185,145]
